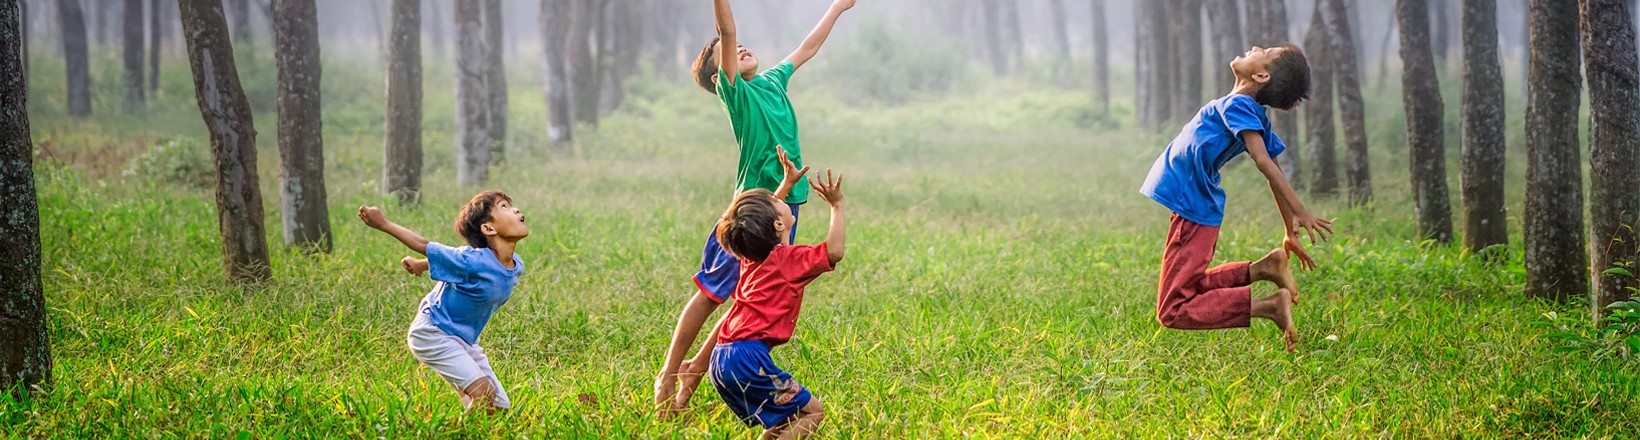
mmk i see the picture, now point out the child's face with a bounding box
[717,44,760,78]
[770,195,794,245]
[1230,46,1285,84]
[484,200,529,242]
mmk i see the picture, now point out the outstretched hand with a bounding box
[1284,234,1317,271]
[810,168,845,207]
[357,205,389,230]
[832,0,857,10]
[401,257,428,277]
[777,146,810,186]
[1293,212,1335,245]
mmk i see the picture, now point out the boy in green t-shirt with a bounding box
[654,0,858,418]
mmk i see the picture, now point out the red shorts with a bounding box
[1156,213,1253,329]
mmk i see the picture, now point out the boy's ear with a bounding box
[1253,70,1272,85]
[773,218,787,234]
[481,222,498,237]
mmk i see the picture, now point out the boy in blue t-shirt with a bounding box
[1138,45,1333,352]
[358,191,527,413]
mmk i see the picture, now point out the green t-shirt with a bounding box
[717,60,808,204]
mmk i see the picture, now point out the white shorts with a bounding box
[406,311,511,409]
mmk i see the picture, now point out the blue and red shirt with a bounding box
[717,243,835,346]
[1139,94,1286,226]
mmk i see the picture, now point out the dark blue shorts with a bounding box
[709,340,813,429]
[693,203,800,303]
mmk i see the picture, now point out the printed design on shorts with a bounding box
[760,367,804,405]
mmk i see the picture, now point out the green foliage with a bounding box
[815,20,968,106]
[123,137,214,189]
[1538,279,1640,361]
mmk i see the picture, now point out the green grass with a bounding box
[6,47,1638,438]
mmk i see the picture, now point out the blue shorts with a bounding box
[709,340,813,429]
[693,203,800,303]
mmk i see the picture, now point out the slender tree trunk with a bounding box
[0,0,52,396]
[1582,0,1640,317]
[454,0,489,186]
[1523,0,1585,301]
[1171,0,1204,124]
[1432,0,1453,66]
[567,0,599,126]
[1376,10,1397,88]
[1137,0,1172,127]
[179,0,271,283]
[981,0,1006,76]
[1209,0,1245,93]
[89,0,102,47]
[121,0,143,110]
[1326,0,1371,204]
[1460,0,1507,252]
[57,0,88,117]
[272,0,328,253]
[384,0,421,203]
[18,0,25,77]
[1091,0,1108,112]
[483,0,505,162]
[228,0,249,46]
[147,0,163,92]
[1048,0,1070,81]
[542,0,572,150]
[426,0,444,59]
[1399,0,1455,243]
[1304,3,1339,196]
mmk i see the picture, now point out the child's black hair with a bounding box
[1255,44,1311,111]
[692,37,721,94]
[717,189,782,262]
[455,190,512,249]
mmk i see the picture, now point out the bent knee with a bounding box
[464,378,499,401]
[1156,310,1186,329]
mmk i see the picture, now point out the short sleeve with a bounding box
[425,242,470,284]
[1219,95,1267,137]
[716,67,742,97]
[781,243,835,282]
[760,60,796,89]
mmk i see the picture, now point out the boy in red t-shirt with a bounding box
[682,165,846,438]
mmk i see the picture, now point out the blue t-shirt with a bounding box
[1139,94,1286,226]
[419,242,523,345]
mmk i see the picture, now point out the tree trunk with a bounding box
[1304,3,1339,196]
[1326,0,1372,205]
[384,0,421,203]
[1171,0,1204,124]
[1582,0,1640,317]
[272,0,328,253]
[1399,0,1455,243]
[56,0,88,117]
[1375,9,1397,88]
[18,0,25,77]
[483,0,505,162]
[1523,0,1585,301]
[228,0,250,46]
[981,0,1006,76]
[1048,0,1070,80]
[1460,0,1507,252]
[454,0,489,186]
[426,0,444,59]
[0,0,52,396]
[602,0,637,114]
[122,0,143,110]
[179,0,271,283]
[1209,0,1245,93]
[541,0,572,150]
[1137,0,1172,127]
[1091,0,1108,112]
[567,0,599,126]
[1432,0,1453,66]
[148,0,163,93]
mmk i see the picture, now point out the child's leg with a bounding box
[408,316,502,411]
[1249,248,1299,303]
[466,344,510,410]
[1252,288,1298,351]
[1156,215,1253,329]
[782,396,824,440]
[656,228,737,415]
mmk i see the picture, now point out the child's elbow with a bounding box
[827,251,845,265]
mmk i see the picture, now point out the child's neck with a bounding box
[1230,77,1262,99]
[487,239,518,269]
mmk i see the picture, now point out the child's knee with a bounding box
[801,395,824,417]
[463,377,499,403]
[1156,310,1185,329]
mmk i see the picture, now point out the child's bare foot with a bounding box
[1253,289,1298,352]
[1253,248,1299,304]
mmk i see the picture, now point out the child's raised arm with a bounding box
[713,0,739,82]
[358,205,431,255]
[1241,132,1332,270]
[786,0,857,71]
[810,169,846,264]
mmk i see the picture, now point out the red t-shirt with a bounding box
[717,243,836,346]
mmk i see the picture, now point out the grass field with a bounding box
[5,48,1639,438]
